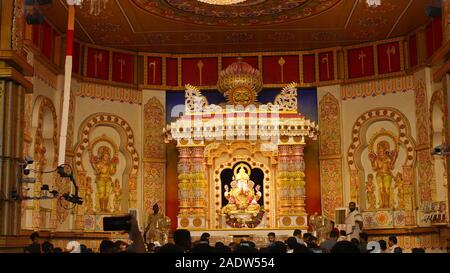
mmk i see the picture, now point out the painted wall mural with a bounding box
[347,108,416,228]
[74,113,139,231]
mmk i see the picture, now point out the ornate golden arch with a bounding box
[31,96,59,229]
[213,156,272,228]
[74,113,139,220]
[347,107,416,209]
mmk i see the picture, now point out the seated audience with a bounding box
[319,230,338,253]
[42,241,54,253]
[330,240,360,253]
[24,232,41,253]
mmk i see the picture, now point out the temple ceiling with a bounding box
[42,0,432,53]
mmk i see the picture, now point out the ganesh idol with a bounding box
[222,163,262,215]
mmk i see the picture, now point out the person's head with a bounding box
[379,240,387,251]
[42,241,54,253]
[393,247,403,253]
[330,220,335,228]
[215,242,225,248]
[229,242,238,252]
[359,232,368,243]
[200,232,210,243]
[339,230,347,237]
[152,203,159,214]
[349,202,356,212]
[80,244,87,253]
[30,232,40,244]
[388,236,397,247]
[191,243,214,253]
[158,243,184,253]
[269,241,287,253]
[293,244,312,253]
[267,232,276,243]
[350,238,360,246]
[412,248,425,253]
[235,241,253,253]
[214,243,231,253]
[303,232,312,243]
[293,229,302,238]
[286,237,298,250]
[329,230,338,240]
[173,229,192,251]
[115,240,128,252]
[331,241,360,253]
[99,240,117,253]
[53,247,63,253]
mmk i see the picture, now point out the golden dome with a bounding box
[217,59,263,106]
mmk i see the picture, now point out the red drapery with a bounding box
[41,21,53,61]
[112,52,134,84]
[32,24,40,47]
[182,58,218,86]
[303,54,316,83]
[262,55,299,84]
[377,42,401,74]
[433,16,443,52]
[86,48,110,80]
[426,22,434,58]
[72,41,80,74]
[347,46,374,79]
[408,34,418,68]
[318,52,334,82]
[166,58,178,86]
[146,57,162,85]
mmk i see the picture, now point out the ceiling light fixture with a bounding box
[196,0,247,5]
[66,0,109,15]
[366,0,381,8]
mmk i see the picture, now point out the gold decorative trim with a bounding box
[76,82,142,104]
[341,75,414,100]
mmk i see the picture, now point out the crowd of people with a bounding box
[23,216,426,253]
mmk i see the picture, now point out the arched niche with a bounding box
[430,90,447,202]
[347,108,416,228]
[74,113,139,222]
[29,96,59,230]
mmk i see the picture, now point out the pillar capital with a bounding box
[0,50,33,92]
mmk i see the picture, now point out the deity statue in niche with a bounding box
[368,140,398,208]
[222,163,262,215]
[394,172,405,209]
[90,145,118,213]
[84,177,94,214]
[113,179,122,213]
[365,174,376,210]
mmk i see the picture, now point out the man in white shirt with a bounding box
[388,235,402,253]
[345,202,363,240]
[66,240,81,253]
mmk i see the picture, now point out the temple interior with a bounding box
[1,0,450,253]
